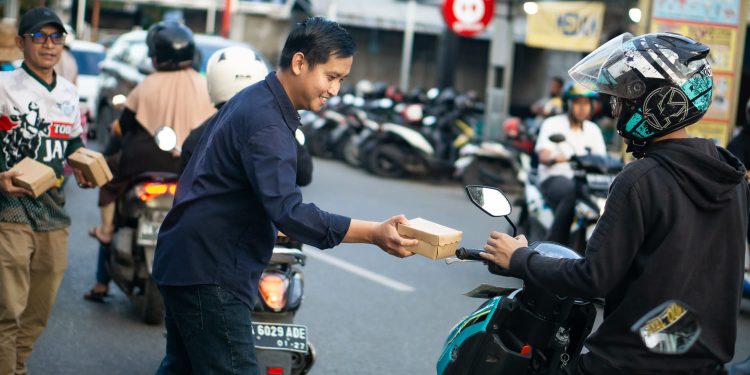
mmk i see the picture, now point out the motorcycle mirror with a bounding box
[549,133,566,143]
[631,300,701,355]
[465,185,512,217]
[465,185,517,237]
[295,128,306,146]
[154,126,178,152]
[423,116,437,126]
[112,94,127,109]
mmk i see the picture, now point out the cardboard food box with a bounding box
[9,157,56,198]
[67,148,113,187]
[397,218,463,260]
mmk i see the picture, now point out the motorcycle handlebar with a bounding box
[455,247,486,261]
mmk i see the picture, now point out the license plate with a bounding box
[252,323,308,353]
[136,221,161,246]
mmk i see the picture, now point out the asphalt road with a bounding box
[26,157,750,375]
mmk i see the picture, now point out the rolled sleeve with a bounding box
[241,124,350,249]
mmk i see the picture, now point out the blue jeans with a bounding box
[156,285,259,375]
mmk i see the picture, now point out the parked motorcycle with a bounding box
[437,185,597,374]
[362,98,478,179]
[454,140,520,195]
[106,126,179,324]
[518,133,623,253]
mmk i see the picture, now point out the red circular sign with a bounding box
[442,0,495,37]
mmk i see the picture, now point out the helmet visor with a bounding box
[568,33,647,99]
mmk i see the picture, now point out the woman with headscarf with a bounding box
[84,21,215,301]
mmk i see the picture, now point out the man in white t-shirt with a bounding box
[0,7,94,374]
[534,83,606,245]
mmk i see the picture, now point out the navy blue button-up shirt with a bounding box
[152,72,351,308]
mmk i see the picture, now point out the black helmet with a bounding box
[146,21,195,71]
[569,32,712,142]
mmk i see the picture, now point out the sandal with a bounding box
[83,288,109,303]
[88,227,113,246]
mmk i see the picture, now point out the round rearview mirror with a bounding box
[112,94,127,108]
[631,300,701,355]
[295,128,306,145]
[154,126,177,152]
[549,133,566,143]
[465,185,512,217]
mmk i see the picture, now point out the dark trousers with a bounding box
[156,285,259,375]
[540,176,577,245]
[95,243,111,285]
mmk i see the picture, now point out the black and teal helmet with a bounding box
[569,32,712,142]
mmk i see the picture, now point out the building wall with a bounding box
[344,26,488,96]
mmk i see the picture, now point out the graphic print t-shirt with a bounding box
[0,63,83,231]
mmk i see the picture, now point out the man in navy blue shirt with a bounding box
[152,17,418,374]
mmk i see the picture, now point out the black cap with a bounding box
[17,7,64,36]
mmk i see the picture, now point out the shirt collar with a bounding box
[265,71,301,133]
[21,62,56,92]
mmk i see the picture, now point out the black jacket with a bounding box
[510,137,749,372]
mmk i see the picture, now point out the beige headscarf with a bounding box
[0,21,22,62]
[125,68,216,148]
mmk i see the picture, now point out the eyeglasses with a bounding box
[23,32,65,45]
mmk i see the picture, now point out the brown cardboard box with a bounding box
[9,157,56,198]
[397,218,463,260]
[67,148,113,187]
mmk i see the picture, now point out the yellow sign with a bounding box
[687,121,730,145]
[652,21,737,72]
[649,0,746,146]
[525,1,605,52]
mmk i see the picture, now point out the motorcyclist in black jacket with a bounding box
[480,32,749,374]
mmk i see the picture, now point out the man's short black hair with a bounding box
[279,17,356,70]
[551,76,565,86]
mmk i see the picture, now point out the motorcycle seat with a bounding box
[270,248,306,265]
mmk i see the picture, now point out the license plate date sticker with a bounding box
[252,323,308,353]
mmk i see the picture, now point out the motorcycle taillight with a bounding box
[136,182,177,202]
[259,271,289,312]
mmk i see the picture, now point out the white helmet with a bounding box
[206,46,269,106]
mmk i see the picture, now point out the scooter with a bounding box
[106,126,179,324]
[437,185,597,374]
[252,233,315,375]
[454,141,521,195]
[518,134,623,253]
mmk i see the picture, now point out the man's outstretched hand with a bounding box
[344,216,417,258]
[372,215,417,258]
